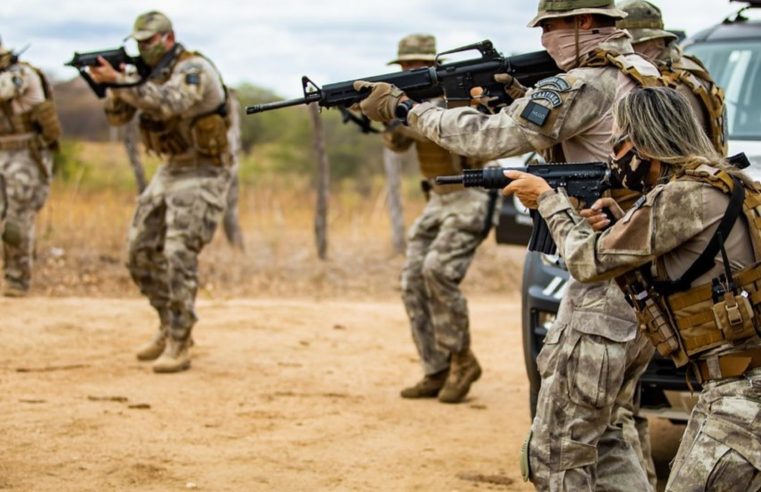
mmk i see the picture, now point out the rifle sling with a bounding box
[654,176,745,295]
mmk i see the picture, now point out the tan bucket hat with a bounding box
[616,0,677,44]
[387,34,437,65]
[528,0,628,28]
[126,11,173,42]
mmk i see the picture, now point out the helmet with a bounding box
[528,0,627,28]
[616,0,677,44]
[126,11,173,42]
[387,34,436,65]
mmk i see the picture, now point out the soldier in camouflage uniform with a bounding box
[383,34,491,404]
[0,39,60,297]
[89,12,232,373]
[617,0,728,155]
[354,1,661,489]
[506,86,761,492]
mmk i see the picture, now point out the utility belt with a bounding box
[696,348,761,382]
[138,111,229,165]
[619,263,761,378]
[0,133,36,151]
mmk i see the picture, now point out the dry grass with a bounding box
[31,142,526,300]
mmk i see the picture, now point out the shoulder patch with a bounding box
[520,101,551,127]
[535,76,571,92]
[531,90,563,108]
[185,73,201,85]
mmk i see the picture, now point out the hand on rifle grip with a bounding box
[580,197,623,231]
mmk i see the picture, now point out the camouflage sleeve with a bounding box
[103,93,137,127]
[538,181,708,283]
[407,73,596,160]
[111,57,208,119]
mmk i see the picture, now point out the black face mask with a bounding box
[609,147,653,192]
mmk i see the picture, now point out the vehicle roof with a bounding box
[687,5,761,44]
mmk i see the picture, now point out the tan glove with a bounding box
[494,73,527,100]
[352,80,404,123]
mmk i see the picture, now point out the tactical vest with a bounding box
[584,48,664,88]
[0,62,61,150]
[660,54,728,156]
[417,139,484,193]
[138,47,231,163]
[616,166,761,379]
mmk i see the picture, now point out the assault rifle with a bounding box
[246,40,559,115]
[436,163,612,254]
[65,47,151,98]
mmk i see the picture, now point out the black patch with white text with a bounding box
[185,73,200,85]
[521,101,551,127]
[531,90,563,108]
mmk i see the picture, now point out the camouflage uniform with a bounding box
[536,164,761,491]
[386,35,491,403]
[102,12,232,372]
[617,0,728,156]
[403,4,660,489]
[0,43,58,296]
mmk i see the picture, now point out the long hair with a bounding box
[614,87,754,186]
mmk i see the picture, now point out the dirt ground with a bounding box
[1,295,534,491]
[0,296,686,492]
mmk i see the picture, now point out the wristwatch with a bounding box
[394,99,417,125]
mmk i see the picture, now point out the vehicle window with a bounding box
[686,41,761,140]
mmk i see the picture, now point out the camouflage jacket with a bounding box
[407,35,660,163]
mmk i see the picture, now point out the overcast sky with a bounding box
[0,0,749,97]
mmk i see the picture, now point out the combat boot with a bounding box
[3,283,28,298]
[135,328,167,361]
[152,338,191,373]
[438,349,481,404]
[400,368,449,398]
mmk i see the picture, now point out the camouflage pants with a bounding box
[666,367,761,492]
[127,162,230,342]
[527,278,655,491]
[401,188,489,375]
[0,148,51,290]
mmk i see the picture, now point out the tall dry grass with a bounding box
[31,142,526,300]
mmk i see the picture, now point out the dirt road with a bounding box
[1,296,539,491]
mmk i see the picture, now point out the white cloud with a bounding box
[0,0,749,97]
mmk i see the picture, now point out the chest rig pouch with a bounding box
[138,113,189,155]
[137,47,231,161]
[0,63,61,149]
[617,168,761,369]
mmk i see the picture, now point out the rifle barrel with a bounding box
[435,175,465,186]
[246,96,316,114]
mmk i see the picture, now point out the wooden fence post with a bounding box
[309,103,330,260]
